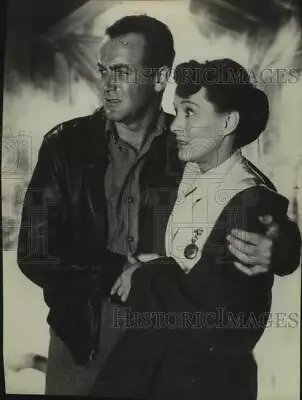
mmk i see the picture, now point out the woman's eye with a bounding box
[185,108,194,117]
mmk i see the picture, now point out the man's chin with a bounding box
[103,107,124,122]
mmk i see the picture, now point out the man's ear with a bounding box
[224,111,240,135]
[154,66,170,92]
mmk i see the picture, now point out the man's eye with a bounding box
[99,69,108,77]
[116,69,131,79]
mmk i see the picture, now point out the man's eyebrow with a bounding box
[97,62,132,71]
[180,100,200,107]
[110,63,132,70]
[97,62,106,69]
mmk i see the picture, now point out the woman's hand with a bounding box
[110,253,142,302]
[136,253,161,263]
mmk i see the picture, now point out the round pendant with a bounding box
[184,243,199,260]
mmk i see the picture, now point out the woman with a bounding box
[91,59,290,400]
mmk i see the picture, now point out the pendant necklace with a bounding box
[184,227,203,259]
[172,174,204,260]
[184,195,203,260]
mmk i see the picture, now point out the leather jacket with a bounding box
[17,108,182,364]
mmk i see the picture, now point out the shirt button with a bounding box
[128,197,134,203]
[128,236,134,243]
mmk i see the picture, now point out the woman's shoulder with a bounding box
[216,156,282,214]
[227,157,288,214]
[241,157,276,191]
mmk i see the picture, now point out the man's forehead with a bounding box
[99,33,146,64]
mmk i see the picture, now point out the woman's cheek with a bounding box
[189,138,215,160]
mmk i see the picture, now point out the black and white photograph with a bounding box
[2,0,302,398]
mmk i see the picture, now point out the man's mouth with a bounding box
[105,98,122,106]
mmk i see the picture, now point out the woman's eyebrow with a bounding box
[180,100,200,107]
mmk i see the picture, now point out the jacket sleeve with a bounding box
[17,129,125,296]
[270,217,301,276]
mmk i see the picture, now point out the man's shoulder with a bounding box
[43,108,106,144]
[44,116,88,139]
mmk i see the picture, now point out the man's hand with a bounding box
[110,253,142,302]
[226,215,279,276]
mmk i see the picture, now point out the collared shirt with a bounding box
[104,111,165,256]
[165,151,267,273]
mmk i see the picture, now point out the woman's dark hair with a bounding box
[106,15,175,70]
[174,58,269,148]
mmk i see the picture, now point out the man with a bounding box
[17,15,301,396]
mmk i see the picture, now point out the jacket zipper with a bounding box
[88,296,102,362]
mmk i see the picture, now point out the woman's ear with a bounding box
[224,111,239,135]
[154,66,171,92]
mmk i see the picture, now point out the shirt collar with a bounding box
[180,152,243,199]
[153,109,166,137]
[203,150,242,177]
[105,108,166,142]
[184,151,242,179]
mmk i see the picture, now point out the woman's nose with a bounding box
[171,118,186,136]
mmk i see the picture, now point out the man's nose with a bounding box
[104,72,118,92]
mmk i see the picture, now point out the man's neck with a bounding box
[115,103,162,150]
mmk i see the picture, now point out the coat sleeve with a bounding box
[17,129,125,297]
[270,217,301,276]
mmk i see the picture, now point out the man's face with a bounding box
[98,33,156,123]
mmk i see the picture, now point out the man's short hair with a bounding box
[106,15,175,69]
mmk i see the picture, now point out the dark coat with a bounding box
[17,108,182,365]
[90,185,301,400]
[17,108,301,371]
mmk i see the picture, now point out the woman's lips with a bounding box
[176,139,189,148]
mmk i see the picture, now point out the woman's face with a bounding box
[171,87,229,163]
